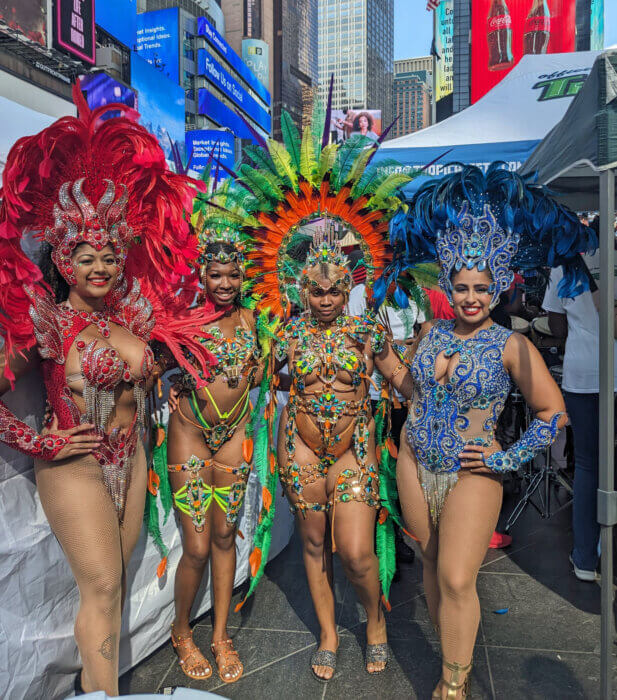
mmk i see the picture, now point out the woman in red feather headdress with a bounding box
[0,84,220,694]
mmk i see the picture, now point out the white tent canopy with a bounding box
[376,51,600,192]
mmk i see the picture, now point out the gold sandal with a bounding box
[170,623,212,680]
[433,660,472,699]
[211,638,244,684]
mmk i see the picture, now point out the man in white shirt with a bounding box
[542,252,617,581]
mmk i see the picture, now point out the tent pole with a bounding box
[598,168,615,700]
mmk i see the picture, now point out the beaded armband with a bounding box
[485,413,563,473]
[0,401,67,461]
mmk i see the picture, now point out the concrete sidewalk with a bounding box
[120,485,614,699]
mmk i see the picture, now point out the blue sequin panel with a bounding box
[406,320,513,473]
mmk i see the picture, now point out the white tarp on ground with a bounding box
[0,94,294,699]
[0,366,294,700]
[375,51,600,193]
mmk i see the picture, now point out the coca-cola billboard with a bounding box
[471,0,576,103]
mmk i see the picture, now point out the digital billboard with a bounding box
[135,7,180,84]
[328,109,382,145]
[471,0,576,103]
[185,130,235,184]
[197,16,270,106]
[0,0,46,46]
[80,72,137,116]
[197,49,271,133]
[197,89,263,143]
[590,0,604,50]
[242,38,269,90]
[131,53,185,161]
[55,0,96,64]
[95,0,136,48]
[434,0,454,101]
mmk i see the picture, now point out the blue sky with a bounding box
[394,1,617,60]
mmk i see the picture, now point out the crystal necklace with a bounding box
[60,301,112,338]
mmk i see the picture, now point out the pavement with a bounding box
[119,477,615,699]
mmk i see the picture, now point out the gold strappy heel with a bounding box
[433,660,472,699]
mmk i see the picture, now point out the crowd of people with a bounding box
[0,85,604,699]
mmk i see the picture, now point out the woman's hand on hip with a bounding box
[43,415,101,461]
[458,441,501,474]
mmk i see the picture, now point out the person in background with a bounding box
[543,250,617,581]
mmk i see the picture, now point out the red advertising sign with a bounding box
[471,0,576,103]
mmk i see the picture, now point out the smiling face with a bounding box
[71,243,120,300]
[203,261,243,307]
[450,267,493,326]
[306,275,347,324]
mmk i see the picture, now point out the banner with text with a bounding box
[197,48,271,133]
[242,38,269,90]
[435,0,454,101]
[185,129,235,184]
[136,7,180,84]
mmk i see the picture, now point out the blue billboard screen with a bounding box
[135,8,180,84]
[197,49,271,133]
[95,0,136,48]
[186,130,235,183]
[196,17,270,106]
[197,89,262,144]
[131,53,185,161]
[80,72,136,118]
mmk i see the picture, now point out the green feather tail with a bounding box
[144,424,172,563]
[374,397,403,603]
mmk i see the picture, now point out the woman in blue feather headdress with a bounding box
[386,163,595,698]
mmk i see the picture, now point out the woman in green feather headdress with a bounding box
[149,193,276,685]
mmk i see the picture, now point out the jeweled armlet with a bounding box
[0,401,67,460]
[485,412,563,473]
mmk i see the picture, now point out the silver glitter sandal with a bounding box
[311,649,337,682]
[365,643,388,673]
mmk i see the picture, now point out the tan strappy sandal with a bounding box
[211,638,244,683]
[170,623,212,680]
[432,660,472,699]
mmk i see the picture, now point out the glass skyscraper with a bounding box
[318,0,393,126]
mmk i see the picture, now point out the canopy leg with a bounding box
[598,168,615,700]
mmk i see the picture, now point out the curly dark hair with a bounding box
[353,111,374,132]
[38,243,70,303]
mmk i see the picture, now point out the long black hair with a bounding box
[38,242,70,302]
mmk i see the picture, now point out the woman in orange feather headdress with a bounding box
[211,102,417,680]
[0,84,219,694]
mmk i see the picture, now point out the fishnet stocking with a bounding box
[35,444,146,695]
[397,437,502,695]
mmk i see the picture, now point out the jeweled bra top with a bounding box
[202,325,260,387]
[407,320,513,473]
[275,314,386,393]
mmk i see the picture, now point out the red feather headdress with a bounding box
[0,82,219,383]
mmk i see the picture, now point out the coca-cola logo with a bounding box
[525,16,550,32]
[488,15,512,31]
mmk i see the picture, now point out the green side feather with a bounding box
[280,111,302,172]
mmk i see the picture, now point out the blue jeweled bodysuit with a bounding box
[406,320,513,523]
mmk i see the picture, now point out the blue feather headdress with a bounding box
[375,163,597,309]
[436,201,519,308]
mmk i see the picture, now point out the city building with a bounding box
[318,0,394,127]
[392,59,431,138]
[135,3,271,151]
[220,0,317,137]
[221,0,275,98]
